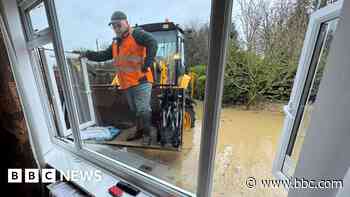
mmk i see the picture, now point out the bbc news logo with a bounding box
[8,169,103,183]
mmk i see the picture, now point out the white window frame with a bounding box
[35,45,69,137]
[2,0,233,196]
[19,0,96,138]
[63,55,97,134]
[18,0,74,139]
[79,57,96,128]
[273,1,343,182]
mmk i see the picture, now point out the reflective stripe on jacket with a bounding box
[112,31,153,89]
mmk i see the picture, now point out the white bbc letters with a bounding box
[42,169,56,183]
[8,169,22,183]
[25,169,39,183]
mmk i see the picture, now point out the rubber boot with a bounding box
[142,113,152,146]
[142,128,151,146]
[126,117,143,141]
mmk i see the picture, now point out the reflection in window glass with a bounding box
[28,2,49,33]
[54,0,211,193]
[287,19,338,169]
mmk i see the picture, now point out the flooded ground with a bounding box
[212,103,287,197]
[130,102,288,196]
[87,101,288,196]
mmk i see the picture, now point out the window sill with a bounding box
[45,147,152,197]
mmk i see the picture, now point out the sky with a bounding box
[51,0,212,51]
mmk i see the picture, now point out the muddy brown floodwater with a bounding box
[129,102,288,196]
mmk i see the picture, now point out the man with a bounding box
[82,11,158,145]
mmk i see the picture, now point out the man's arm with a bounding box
[84,44,113,62]
[132,29,158,69]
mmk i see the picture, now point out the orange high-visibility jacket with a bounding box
[112,31,153,90]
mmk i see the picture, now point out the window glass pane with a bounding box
[286,19,338,173]
[54,0,211,193]
[28,2,49,33]
[66,55,93,124]
[154,31,178,84]
[212,0,319,195]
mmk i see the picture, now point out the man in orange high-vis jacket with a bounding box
[83,11,158,145]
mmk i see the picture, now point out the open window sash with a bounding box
[38,48,96,137]
[42,52,96,136]
[273,1,343,180]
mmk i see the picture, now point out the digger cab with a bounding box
[137,22,185,85]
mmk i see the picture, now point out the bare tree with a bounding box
[236,0,267,52]
[236,0,312,65]
[184,22,210,67]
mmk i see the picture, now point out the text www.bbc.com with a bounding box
[246,177,343,189]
